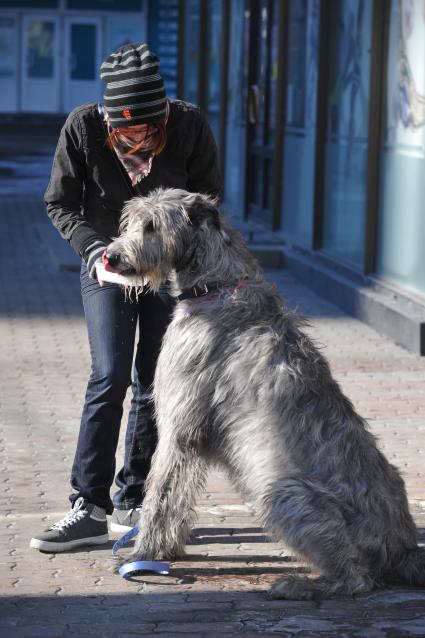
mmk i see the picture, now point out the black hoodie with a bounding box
[44,99,222,261]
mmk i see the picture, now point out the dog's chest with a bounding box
[162,305,225,371]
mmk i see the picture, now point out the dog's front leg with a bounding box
[128,435,207,562]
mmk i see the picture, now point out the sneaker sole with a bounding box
[110,522,133,533]
[29,534,109,552]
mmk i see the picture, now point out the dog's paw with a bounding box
[123,545,161,563]
[104,554,126,574]
[162,546,186,561]
[267,576,320,601]
[268,575,374,600]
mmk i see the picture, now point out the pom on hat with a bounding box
[100,43,167,128]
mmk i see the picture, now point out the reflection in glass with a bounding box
[183,0,200,104]
[281,0,318,246]
[247,0,279,225]
[27,20,54,79]
[0,17,16,78]
[253,0,270,146]
[376,0,425,296]
[285,1,307,128]
[224,0,248,214]
[71,24,96,80]
[268,0,280,135]
[206,0,222,142]
[149,0,178,98]
[322,0,372,268]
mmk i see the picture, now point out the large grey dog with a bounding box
[105,187,425,599]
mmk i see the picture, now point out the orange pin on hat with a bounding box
[122,108,132,119]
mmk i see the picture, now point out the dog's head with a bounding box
[104,187,229,290]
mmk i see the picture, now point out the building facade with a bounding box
[1,0,424,353]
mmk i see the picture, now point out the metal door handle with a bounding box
[249,84,260,124]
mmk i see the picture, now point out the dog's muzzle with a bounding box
[102,250,136,276]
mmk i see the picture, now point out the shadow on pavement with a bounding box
[190,526,269,545]
[2,588,425,637]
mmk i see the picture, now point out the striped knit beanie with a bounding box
[100,43,167,128]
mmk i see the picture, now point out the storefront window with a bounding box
[224,0,248,214]
[321,0,372,268]
[67,0,142,9]
[71,24,96,80]
[183,0,200,104]
[0,16,16,78]
[148,0,178,98]
[376,0,425,297]
[281,0,318,246]
[0,16,17,112]
[27,20,55,79]
[0,0,57,5]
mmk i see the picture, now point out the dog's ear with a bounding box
[188,200,221,231]
[188,198,231,245]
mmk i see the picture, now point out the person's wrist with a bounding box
[85,240,108,279]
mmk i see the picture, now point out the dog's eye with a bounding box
[145,221,155,233]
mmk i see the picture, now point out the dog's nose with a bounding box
[106,251,121,268]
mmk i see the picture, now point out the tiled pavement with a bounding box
[0,194,425,637]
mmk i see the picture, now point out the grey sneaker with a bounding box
[110,507,142,533]
[29,497,109,552]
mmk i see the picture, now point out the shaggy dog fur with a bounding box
[105,187,425,599]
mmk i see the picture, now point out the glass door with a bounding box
[246,0,279,226]
[21,15,60,112]
[64,18,102,113]
[281,0,319,248]
[321,0,373,268]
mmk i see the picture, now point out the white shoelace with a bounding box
[50,502,87,532]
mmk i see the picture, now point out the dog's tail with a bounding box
[388,546,425,587]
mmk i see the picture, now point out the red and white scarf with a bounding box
[106,101,169,185]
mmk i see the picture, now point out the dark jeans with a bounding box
[70,262,173,514]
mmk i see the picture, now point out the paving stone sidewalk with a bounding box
[0,194,424,637]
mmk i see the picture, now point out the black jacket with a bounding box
[44,100,222,259]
